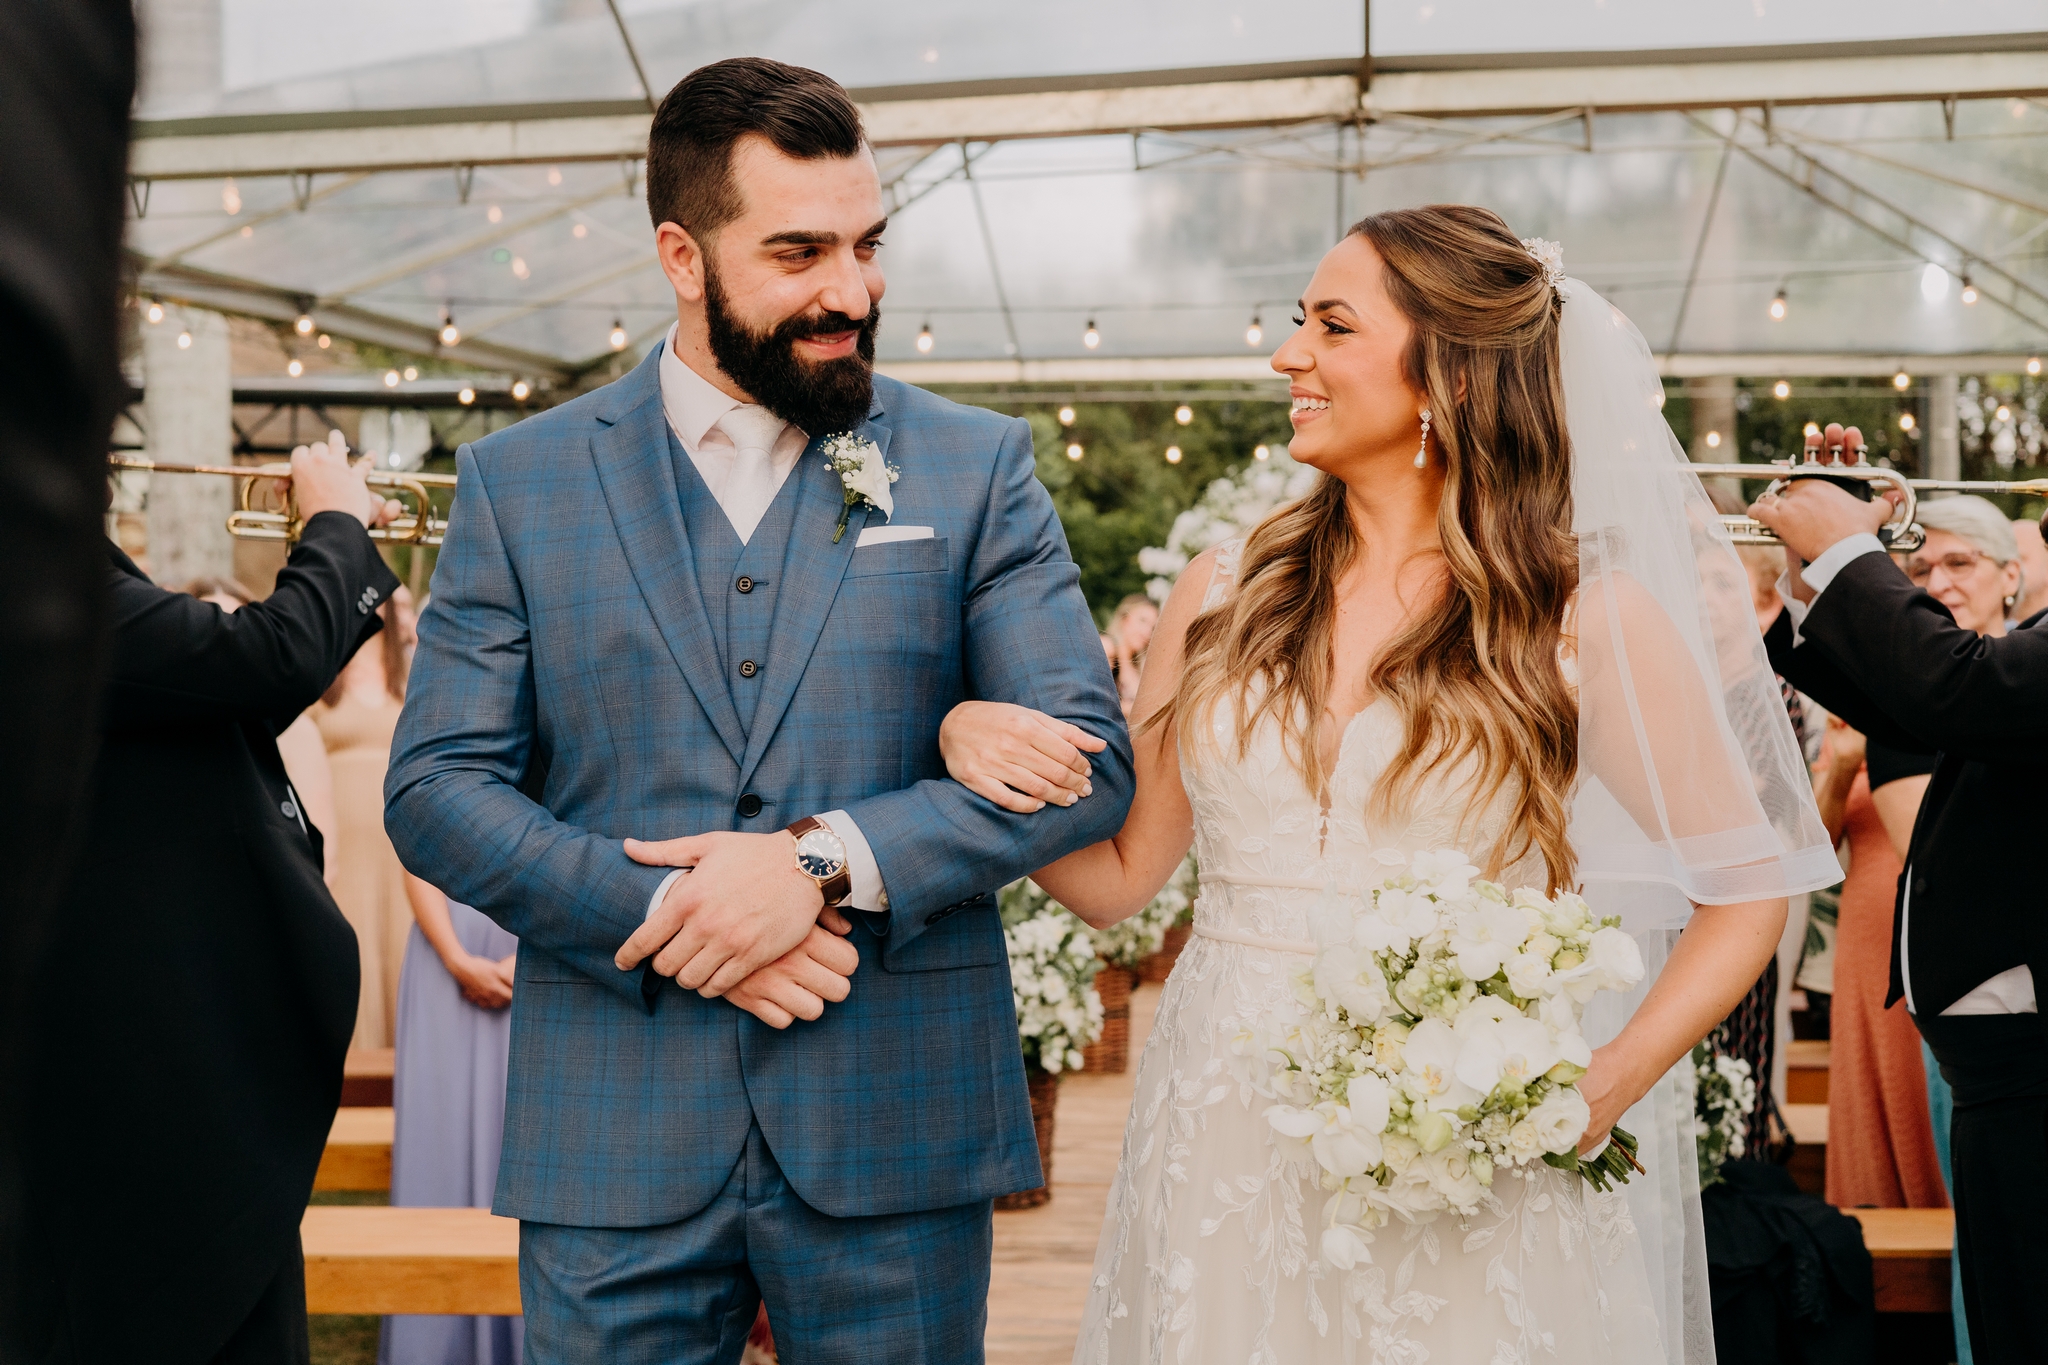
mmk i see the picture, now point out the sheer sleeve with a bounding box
[1560,283,1839,929]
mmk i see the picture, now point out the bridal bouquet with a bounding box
[1233,849,1647,1267]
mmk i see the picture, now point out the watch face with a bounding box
[795,826,848,879]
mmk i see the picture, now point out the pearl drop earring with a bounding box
[1414,408,1432,469]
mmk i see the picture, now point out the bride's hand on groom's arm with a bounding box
[939,700,1106,812]
[614,832,857,1025]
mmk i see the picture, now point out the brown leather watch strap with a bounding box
[785,815,852,907]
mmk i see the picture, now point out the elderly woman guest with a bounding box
[2008,517,2048,623]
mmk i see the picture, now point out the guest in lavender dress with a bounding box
[379,874,521,1365]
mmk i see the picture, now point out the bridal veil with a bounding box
[1558,276,1841,1365]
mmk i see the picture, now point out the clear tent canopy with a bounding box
[126,1,2048,385]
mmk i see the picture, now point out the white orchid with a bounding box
[1555,925,1646,1003]
[1448,902,1534,981]
[1399,1017,1483,1112]
[1311,944,1394,1024]
[1454,1014,1563,1095]
[1409,848,1480,893]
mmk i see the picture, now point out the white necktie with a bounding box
[711,405,786,544]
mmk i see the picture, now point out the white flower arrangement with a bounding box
[1137,446,1319,602]
[1001,879,1106,1075]
[1090,853,1197,970]
[821,433,898,542]
[1232,849,1646,1270]
[1690,1042,1757,1189]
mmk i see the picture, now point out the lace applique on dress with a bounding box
[1070,567,1665,1365]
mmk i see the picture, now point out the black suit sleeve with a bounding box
[1761,603,1933,753]
[1795,551,2048,761]
[103,511,401,733]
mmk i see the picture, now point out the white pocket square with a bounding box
[855,524,935,546]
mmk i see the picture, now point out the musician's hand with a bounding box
[291,430,401,527]
[1749,425,1899,565]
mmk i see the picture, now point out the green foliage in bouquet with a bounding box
[1688,1041,1758,1189]
[1000,879,1106,1075]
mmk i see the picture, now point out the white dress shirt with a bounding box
[645,325,889,919]
[1781,534,2036,1016]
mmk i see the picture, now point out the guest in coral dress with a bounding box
[311,586,415,1050]
[1811,717,1947,1210]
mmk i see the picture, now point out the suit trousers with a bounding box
[519,1119,993,1365]
[1919,1013,2048,1365]
[208,1234,309,1365]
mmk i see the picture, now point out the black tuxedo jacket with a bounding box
[21,513,398,1363]
[1762,549,2048,1018]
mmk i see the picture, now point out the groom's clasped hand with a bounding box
[613,830,859,1029]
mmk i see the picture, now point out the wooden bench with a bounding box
[1845,1207,1952,1314]
[1782,1101,1827,1196]
[342,1047,395,1108]
[314,1107,393,1192]
[1785,1038,1829,1105]
[302,1206,520,1314]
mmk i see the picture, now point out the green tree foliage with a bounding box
[942,387,1293,622]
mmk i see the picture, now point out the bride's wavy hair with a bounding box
[1165,204,1578,889]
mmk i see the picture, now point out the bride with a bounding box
[939,205,1838,1364]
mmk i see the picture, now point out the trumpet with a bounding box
[108,454,455,546]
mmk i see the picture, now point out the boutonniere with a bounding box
[822,433,899,543]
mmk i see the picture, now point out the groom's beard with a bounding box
[704,262,878,438]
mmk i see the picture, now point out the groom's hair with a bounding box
[646,58,865,242]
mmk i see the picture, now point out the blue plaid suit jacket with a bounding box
[385,347,1133,1227]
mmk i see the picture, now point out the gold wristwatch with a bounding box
[786,815,852,907]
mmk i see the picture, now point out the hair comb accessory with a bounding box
[1520,237,1570,301]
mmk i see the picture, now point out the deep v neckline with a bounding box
[1314,701,1382,855]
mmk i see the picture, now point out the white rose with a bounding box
[1423,1146,1485,1211]
[1504,949,1553,999]
[1528,1088,1592,1155]
[1506,1120,1543,1162]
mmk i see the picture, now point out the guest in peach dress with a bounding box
[311,586,415,1050]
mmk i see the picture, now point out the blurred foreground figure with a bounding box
[0,3,134,1360]
[21,437,400,1365]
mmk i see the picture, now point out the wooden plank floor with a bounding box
[987,983,1157,1364]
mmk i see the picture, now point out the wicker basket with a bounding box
[1081,964,1136,1073]
[994,1068,1060,1210]
[1138,922,1192,983]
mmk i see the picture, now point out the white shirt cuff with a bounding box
[819,809,888,912]
[1799,532,1886,597]
[646,867,687,921]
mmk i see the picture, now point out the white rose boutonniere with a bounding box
[822,433,899,542]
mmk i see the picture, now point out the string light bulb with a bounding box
[1065,442,1083,461]
[511,379,531,401]
[439,310,461,348]
[286,358,304,377]
[609,319,629,351]
[1253,444,1271,461]
[2029,355,2043,376]
[1769,290,1787,321]
[1893,369,1911,390]
[295,313,315,336]
[1773,380,1791,400]
[1174,404,1194,426]
[1082,319,1100,350]
[1900,412,1917,432]
[145,300,164,324]
[1244,313,1263,347]
[1961,276,1980,305]
[1997,404,2012,422]
[1704,430,1722,449]
[915,321,934,354]
[221,177,241,215]
[403,366,419,381]
[1057,406,1075,426]
[1803,421,1822,437]
[1165,445,1183,464]
[176,330,192,350]
[458,387,476,406]
[384,369,401,387]
[316,333,331,349]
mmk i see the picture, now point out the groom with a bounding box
[386,58,1132,1362]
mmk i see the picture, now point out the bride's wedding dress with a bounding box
[1073,544,1666,1365]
